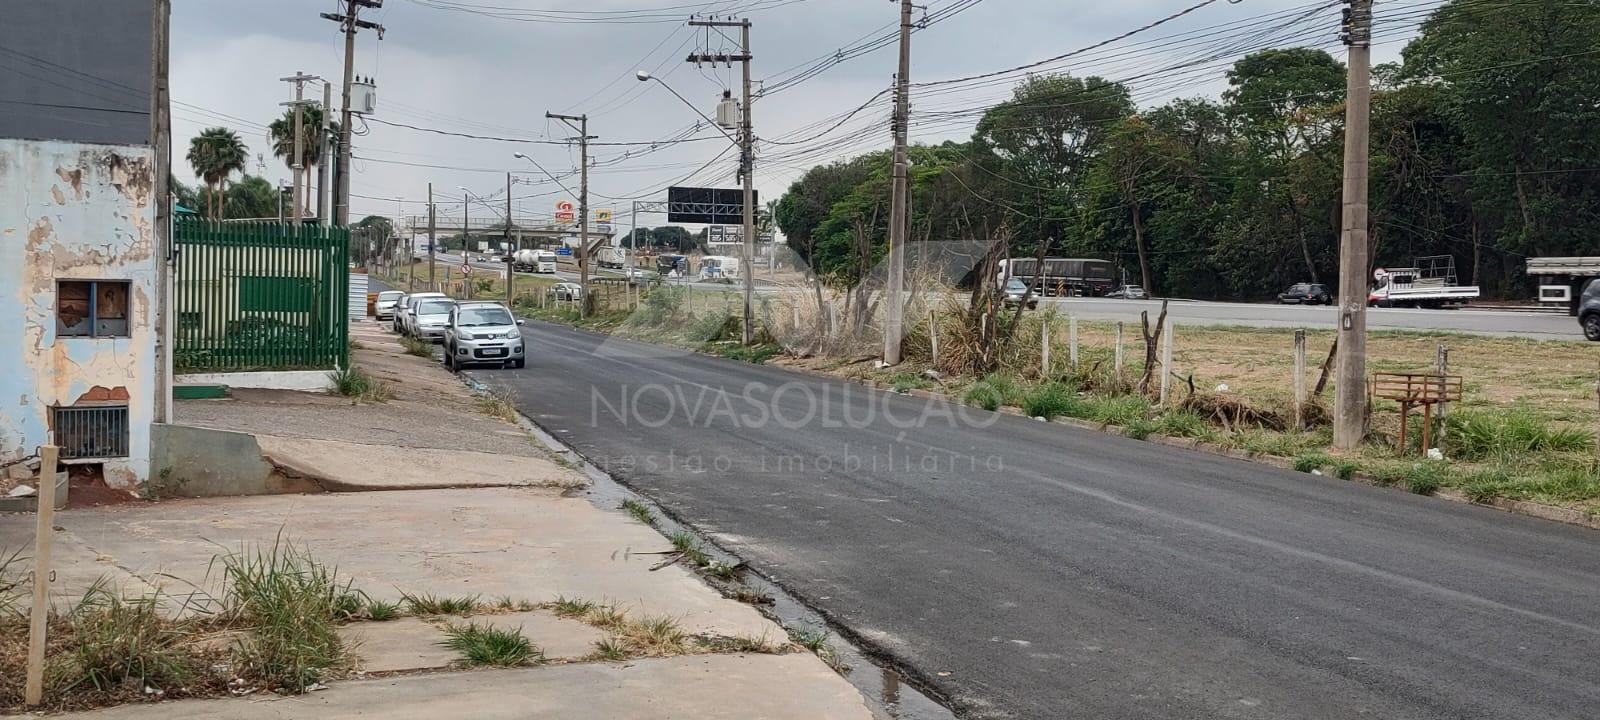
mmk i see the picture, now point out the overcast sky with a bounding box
[169,0,1416,231]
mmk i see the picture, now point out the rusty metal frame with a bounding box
[1370,372,1463,455]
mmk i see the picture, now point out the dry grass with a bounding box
[475,390,519,424]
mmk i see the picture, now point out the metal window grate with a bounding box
[52,406,130,459]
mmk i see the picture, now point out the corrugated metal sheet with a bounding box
[349,273,369,320]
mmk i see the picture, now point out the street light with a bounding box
[635,71,739,146]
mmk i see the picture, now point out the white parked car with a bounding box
[375,290,404,320]
[548,282,583,302]
[399,292,447,336]
[411,297,456,342]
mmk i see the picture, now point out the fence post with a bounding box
[1069,314,1079,369]
[1114,322,1124,375]
[791,301,799,331]
[1293,329,1307,431]
[1436,344,1450,450]
[24,445,59,707]
[929,309,939,367]
[1040,315,1051,377]
[1159,320,1175,406]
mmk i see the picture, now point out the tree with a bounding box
[223,175,279,220]
[650,226,694,252]
[267,106,339,215]
[186,127,248,219]
[1096,116,1191,294]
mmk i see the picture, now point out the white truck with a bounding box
[1526,257,1600,339]
[698,255,741,281]
[1368,255,1479,308]
[596,246,626,270]
[512,249,556,273]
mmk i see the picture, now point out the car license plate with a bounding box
[481,348,505,357]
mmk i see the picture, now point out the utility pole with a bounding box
[882,0,914,364]
[428,182,437,289]
[546,112,595,316]
[322,0,384,227]
[506,172,515,304]
[689,17,755,344]
[319,81,332,225]
[280,71,320,227]
[462,190,471,300]
[1334,0,1373,450]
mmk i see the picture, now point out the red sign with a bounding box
[555,199,576,223]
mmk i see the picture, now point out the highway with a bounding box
[458,317,1600,720]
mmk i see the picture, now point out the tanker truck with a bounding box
[513,249,557,273]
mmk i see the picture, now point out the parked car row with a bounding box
[385,292,526,369]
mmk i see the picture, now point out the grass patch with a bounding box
[440,623,540,667]
[669,531,713,569]
[52,583,196,695]
[590,637,629,661]
[619,614,689,656]
[1291,452,1360,480]
[787,626,844,671]
[717,343,782,364]
[400,592,480,616]
[549,596,597,619]
[475,392,519,424]
[1022,382,1078,420]
[215,538,357,693]
[1447,409,1592,462]
[699,633,779,654]
[399,336,435,358]
[364,599,400,622]
[620,498,655,525]
[0,547,25,619]
[327,366,393,403]
[888,372,933,393]
[731,586,774,605]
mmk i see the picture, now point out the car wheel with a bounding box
[1583,314,1600,342]
[513,358,525,369]
[443,346,455,369]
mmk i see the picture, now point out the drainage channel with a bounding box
[503,401,958,720]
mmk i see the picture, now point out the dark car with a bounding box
[1580,279,1600,341]
[1278,283,1331,305]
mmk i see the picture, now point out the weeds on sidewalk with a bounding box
[475,390,519,424]
[400,592,481,616]
[550,596,597,618]
[440,623,541,667]
[54,582,199,695]
[328,366,393,403]
[216,537,359,693]
[0,547,25,618]
[399,336,435,358]
[698,633,780,654]
[788,626,845,672]
[364,599,401,621]
[620,498,655,525]
[589,637,629,661]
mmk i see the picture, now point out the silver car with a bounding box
[399,292,447,336]
[411,298,456,342]
[444,302,525,369]
[375,290,404,320]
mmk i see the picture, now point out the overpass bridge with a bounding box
[401,216,615,249]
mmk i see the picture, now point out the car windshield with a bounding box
[378,291,403,302]
[457,307,513,326]
[418,300,454,315]
[1005,279,1026,291]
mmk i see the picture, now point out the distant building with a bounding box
[0,1,166,489]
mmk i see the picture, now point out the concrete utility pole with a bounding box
[428,182,437,288]
[506,172,515,304]
[882,0,914,364]
[1334,0,1373,450]
[280,71,320,226]
[320,81,333,225]
[689,17,756,344]
[462,190,471,300]
[322,0,384,227]
[546,112,595,315]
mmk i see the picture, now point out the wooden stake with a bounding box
[1159,320,1174,406]
[25,445,59,707]
[1436,344,1450,449]
[1293,329,1307,431]
[1040,316,1051,376]
[1114,321,1124,375]
[1069,314,1079,368]
[929,310,939,367]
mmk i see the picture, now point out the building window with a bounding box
[57,280,131,338]
[52,405,130,459]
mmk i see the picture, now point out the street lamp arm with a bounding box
[638,73,740,149]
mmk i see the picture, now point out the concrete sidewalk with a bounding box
[5,320,875,719]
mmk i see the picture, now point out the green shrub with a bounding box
[1446,409,1592,461]
[1154,410,1211,439]
[963,383,1004,411]
[1081,395,1150,426]
[979,374,1026,406]
[1022,382,1078,420]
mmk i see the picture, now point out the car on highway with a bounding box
[1579,280,1600,341]
[626,268,660,285]
[1001,277,1038,309]
[375,290,404,320]
[1106,285,1148,300]
[1278,282,1331,305]
[444,301,525,369]
[548,282,583,302]
[411,297,456,342]
[399,292,447,336]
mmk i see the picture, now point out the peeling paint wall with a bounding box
[0,138,158,489]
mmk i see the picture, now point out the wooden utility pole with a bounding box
[280,71,320,226]
[1333,0,1373,450]
[322,0,383,227]
[1294,329,1308,431]
[882,0,914,365]
[506,172,515,304]
[24,446,60,706]
[546,112,595,315]
[689,17,755,344]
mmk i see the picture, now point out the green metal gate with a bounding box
[173,220,349,372]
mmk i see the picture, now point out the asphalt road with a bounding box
[463,318,1600,720]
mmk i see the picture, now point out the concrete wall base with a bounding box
[177,370,332,392]
[149,423,323,498]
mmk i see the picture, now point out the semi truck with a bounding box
[1367,255,1479,308]
[596,246,627,269]
[1526,257,1600,340]
[512,249,556,273]
[996,257,1117,296]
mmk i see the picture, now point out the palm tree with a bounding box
[267,106,339,214]
[186,128,248,219]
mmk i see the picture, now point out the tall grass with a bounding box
[399,336,435,358]
[215,538,358,693]
[327,366,392,403]
[1022,382,1079,420]
[1446,410,1592,462]
[440,623,540,667]
[54,583,195,694]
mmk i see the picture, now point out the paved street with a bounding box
[466,319,1600,720]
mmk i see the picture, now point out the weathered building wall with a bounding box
[0,138,158,488]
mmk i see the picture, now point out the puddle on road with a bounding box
[512,411,958,720]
